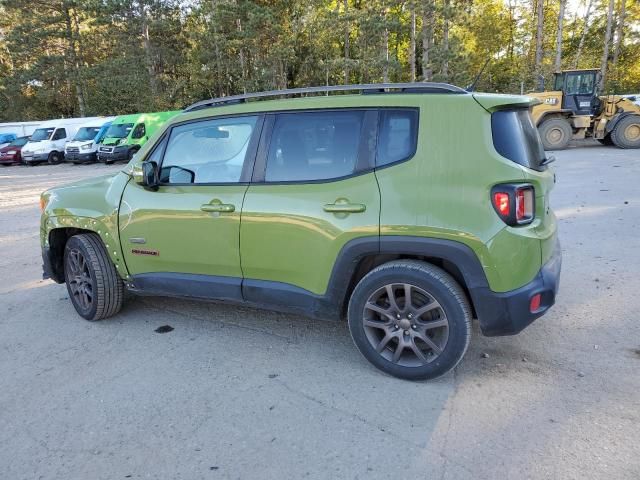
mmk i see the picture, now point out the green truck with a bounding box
[40,83,560,380]
[97,111,180,164]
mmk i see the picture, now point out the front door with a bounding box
[119,114,263,300]
[240,109,380,301]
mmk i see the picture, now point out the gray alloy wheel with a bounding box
[362,283,449,367]
[66,247,94,314]
[348,260,471,380]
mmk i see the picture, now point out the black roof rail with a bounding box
[184,82,467,112]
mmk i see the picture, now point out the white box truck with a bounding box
[63,117,115,164]
[21,117,102,166]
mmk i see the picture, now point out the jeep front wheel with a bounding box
[347,260,471,380]
[63,233,124,321]
[539,117,572,150]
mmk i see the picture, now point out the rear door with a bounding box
[119,114,263,298]
[240,109,380,299]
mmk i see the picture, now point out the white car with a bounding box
[63,117,115,164]
[22,117,103,166]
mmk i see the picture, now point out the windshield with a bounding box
[491,109,546,171]
[105,123,134,139]
[8,137,28,147]
[30,128,55,141]
[74,127,101,142]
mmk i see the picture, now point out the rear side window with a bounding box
[491,110,546,171]
[265,111,364,182]
[376,109,419,167]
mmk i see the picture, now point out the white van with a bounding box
[63,117,115,164]
[22,117,102,166]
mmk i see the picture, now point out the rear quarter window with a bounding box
[491,109,546,171]
[376,109,419,167]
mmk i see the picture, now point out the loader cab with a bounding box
[554,70,599,116]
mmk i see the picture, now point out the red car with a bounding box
[0,136,30,165]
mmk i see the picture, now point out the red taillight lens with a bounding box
[493,192,510,216]
[530,293,541,313]
[491,184,535,226]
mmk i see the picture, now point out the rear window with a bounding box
[491,109,546,171]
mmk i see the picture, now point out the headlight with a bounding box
[117,138,126,145]
[6,150,16,155]
[81,143,92,150]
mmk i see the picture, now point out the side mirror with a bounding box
[134,161,159,190]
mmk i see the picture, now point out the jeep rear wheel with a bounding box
[63,233,124,321]
[539,117,572,150]
[347,260,471,380]
[611,115,640,149]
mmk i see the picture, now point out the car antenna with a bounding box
[466,58,491,92]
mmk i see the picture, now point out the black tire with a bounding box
[597,135,614,146]
[63,233,124,321]
[347,260,471,381]
[48,151,62,165]
[610,115,640,149]
[538,117,572,150]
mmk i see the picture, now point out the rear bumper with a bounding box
[64,152,96,163]
[472,239,562,336]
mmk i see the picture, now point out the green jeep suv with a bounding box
[40,83,561,380]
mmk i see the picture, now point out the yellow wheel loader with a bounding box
[529,69,640,150]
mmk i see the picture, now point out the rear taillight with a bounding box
[491,184,535,226]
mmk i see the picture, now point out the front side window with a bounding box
[30,128,55,141]
[565,73,595,95]
[52,128,67,140]
[376,109,419,167]
[131,123,146,139]
[160,116,258,184]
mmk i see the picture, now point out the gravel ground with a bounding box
[1,144,639,480]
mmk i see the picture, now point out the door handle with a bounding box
[323,201,366,214]
[200,202,235,213]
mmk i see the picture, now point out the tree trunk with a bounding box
[442,0,450,80]
[573,0,593,68]
[554,0,566,72]
[421,0,434,81]
[343,0,350,84]
[409,2,416,82]
[62,2,86,116]
[600,0,615,90]
[382,7,389,83]
[534,0,544,79]
[236,18,246,93]
[140,5,159,98]
[612,0,626,67]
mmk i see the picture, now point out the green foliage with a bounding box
[0,0,638,121]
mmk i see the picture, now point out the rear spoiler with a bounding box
[472,93,540,112]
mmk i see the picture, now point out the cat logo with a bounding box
[544,97,558,105]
